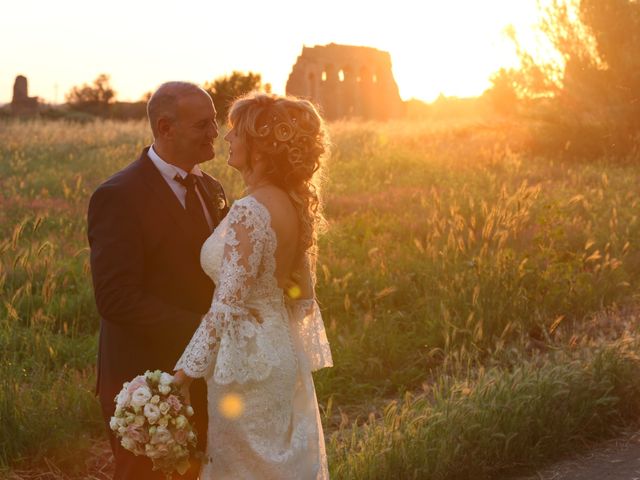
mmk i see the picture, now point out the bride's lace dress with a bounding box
[175,195,333,479]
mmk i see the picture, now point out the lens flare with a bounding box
[218,393,244,420]
[287,284,302,299]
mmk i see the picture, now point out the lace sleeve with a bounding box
[175,200,269,381]
[287,254,333,372]
[287,298,333,372]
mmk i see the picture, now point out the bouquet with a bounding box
[110,370,197,477]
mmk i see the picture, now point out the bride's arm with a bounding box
[174,202,267,381]
[173,369,193,404]
[287,252,333,372]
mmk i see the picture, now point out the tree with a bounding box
[65,74,116,116]
[203,71,262,121]
[494,0,640,158]
[485,68,520,116]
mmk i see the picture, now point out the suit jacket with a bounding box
[87,147,229,419]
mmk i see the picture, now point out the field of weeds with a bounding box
[1,118,639,478]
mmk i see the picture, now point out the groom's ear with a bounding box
[157,116,173,139]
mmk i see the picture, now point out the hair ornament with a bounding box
[257,124,270,137]
[289,147,303,166]
[274,122,294,142]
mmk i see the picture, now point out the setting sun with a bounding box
[2,0,557,104]
[381,1,555,99]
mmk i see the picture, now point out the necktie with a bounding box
[174,173,211,242]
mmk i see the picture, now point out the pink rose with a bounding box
[146,441,170,459]
[126,375,147,395]
[166,395,183,414]
[125,424,150,445]
[173,428,189,445]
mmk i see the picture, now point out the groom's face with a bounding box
[173,92,218,165]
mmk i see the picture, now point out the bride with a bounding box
[173,92,333,479]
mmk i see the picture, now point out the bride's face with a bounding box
[224,126,249,172]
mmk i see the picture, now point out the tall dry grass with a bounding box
[1,118,639,476]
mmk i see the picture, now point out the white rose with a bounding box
[109,417,118,431]
[159,384,171,395]
[145,443,161,459]
[130,386,152,408]
[185,405,194,417]
[188,431,196,442]
[175,415,187,429]
[160,372,174,386]
[121,437,137,451]
[159,402,170,415]
[150,395,160,405]
[115,388,130,407]
[144,403,161,424]
[151,426,172,445]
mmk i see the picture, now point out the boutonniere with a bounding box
[215,194,227,211]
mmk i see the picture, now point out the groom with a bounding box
[88,82,229,479]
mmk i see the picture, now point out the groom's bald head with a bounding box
[146,81,218,170]
[147,81,211,137]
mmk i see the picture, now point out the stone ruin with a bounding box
[11,75,39,115]
[286,43,403,121]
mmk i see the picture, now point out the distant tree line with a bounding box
[63,71,266,122]
[65,74,116,116]
[485,0,640,161]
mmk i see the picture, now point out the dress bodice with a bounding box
[175,195,332,385]
[200,195,283,311]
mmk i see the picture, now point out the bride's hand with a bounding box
[173,369,193,405]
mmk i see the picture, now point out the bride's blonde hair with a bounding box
[228,92,329,259]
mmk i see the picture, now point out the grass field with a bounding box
[1,118,640,478]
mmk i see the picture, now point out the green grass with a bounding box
[329,338,640,479]
[1,118,639,476]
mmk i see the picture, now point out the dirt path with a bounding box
[510,430,640,480]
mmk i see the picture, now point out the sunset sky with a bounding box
[1,0,555,105]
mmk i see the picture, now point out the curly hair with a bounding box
[228,92,329,259]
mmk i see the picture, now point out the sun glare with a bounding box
[375,1,558,101]
[1,0,562,104]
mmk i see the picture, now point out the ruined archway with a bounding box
[286,43,403,120]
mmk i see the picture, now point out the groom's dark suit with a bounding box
[88,147,228,479]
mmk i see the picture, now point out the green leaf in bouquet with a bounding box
[176,457,191,475]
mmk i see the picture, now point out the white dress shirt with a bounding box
[147,145,214,229]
